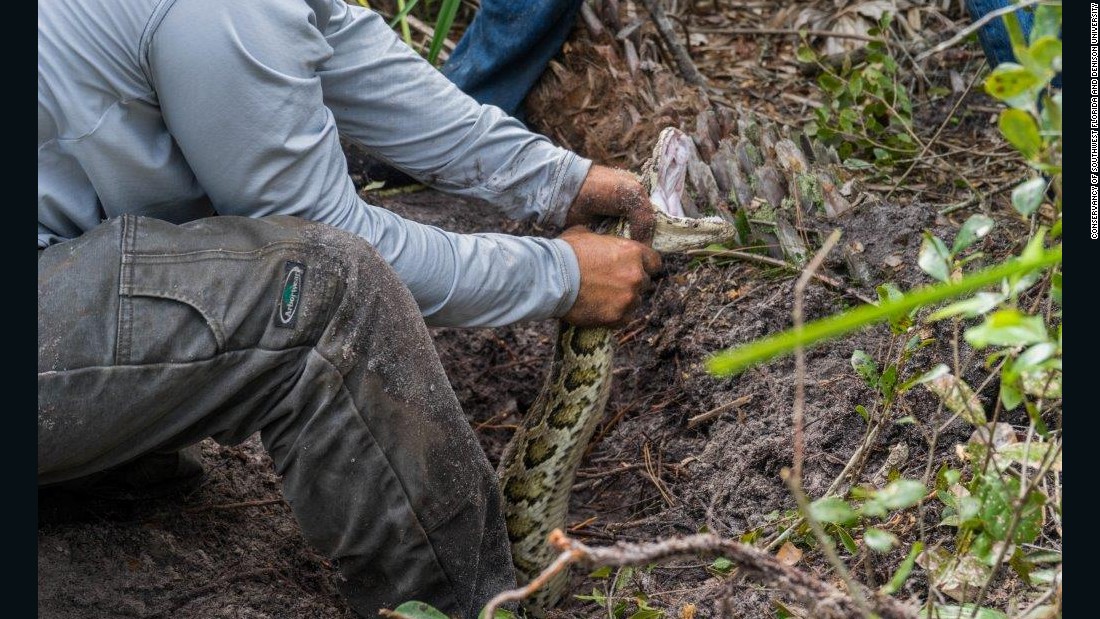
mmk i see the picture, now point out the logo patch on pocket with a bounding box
[275,261,306,328]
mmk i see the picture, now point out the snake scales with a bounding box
[497,120,853,614]
[496,127,740,612]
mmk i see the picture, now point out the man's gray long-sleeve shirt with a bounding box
[38,0,592,327]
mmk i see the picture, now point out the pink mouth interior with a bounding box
[648,130,690,218]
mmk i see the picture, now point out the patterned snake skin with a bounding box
[496,128,742,613]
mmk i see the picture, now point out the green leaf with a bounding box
[1011,342,1058,374]
[864,528,899,552]
[874,479,926,510]
[983,64,1041,107]
[996,441,1062,472]
[855,404,870,421]
[879,364,898,401]
[628,608,664,619]
[574,589,607,604]
[809,497,858,525]
[1011,177,1047,217]
[880,541,921,595]
[830,524,857,554]
[709,557,734,575]
[614,566,634,590]
[1019,368,1061,398]
[928,292,1004,321]
[964,309,1049,348]
[917,547,991,603]
[1032,5,1061,41]
[1002,10,1029,62]
[427,0,462,66]
[899,363,949,393]
[589,566,613,579]
[850,350,880,388]
[849,74,863,98]
[1027,37,1061,74]
[924,372,986,425]
[876,282,913,333]
[918,233,952,282]
[976,475,1045,544]
[952,215,994,254]
[940,468,962,487]
[392,601,451,619]
[998,109,1042,159]
[999,380,1023,411]
[705,247,1062,377]
[796,45,817,63]
[843,158,875,171]
[818,73,845,94]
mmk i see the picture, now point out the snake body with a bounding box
[497,128,743,612]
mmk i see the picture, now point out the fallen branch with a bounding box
[639,0,707,88]
[938,178,1018,215]
[687,394,753,428]
[686,248,876,305]
[482,529,918,619]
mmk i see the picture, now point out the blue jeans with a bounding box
[965,0,1061,89]
[442,0,585,120]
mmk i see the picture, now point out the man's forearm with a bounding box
[314,1,592,226]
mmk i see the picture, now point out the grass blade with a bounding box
[428,0,461,66]
[706,246,1061,377]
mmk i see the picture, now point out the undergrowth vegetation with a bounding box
[708,5,1062,617]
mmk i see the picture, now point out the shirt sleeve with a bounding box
[311,0,592,228]
[146,0,580,327]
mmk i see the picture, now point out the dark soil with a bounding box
[38,168,1004,617]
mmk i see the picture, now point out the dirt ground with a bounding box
[36,183,1026,619]
[38,2,1051,618]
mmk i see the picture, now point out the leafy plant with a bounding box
[800,15,919,169]
[709,3,1062,616]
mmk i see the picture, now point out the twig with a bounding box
[938,178,1018,215]
[782,469,876,619]
[690,27,884,43]
[967,441,1063,616]
[781,228,878,617]
[916,0,1043,62]
[792,233,840,479]
[687,394,753,428]
[886,67,983,202]
[183,498,286,513]
[481,529,918,619]
[642,442,677,508]
[791,229,843,481]
[638,0,707,87]
[685,248,876,305]
[764,398,887,552]
[481,544,583,617]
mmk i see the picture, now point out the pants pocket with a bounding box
[116,217,336,365]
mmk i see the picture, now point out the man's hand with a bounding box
[559,226,662,327]
[565,165,656,244]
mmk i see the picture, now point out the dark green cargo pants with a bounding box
[37,214,515,618]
